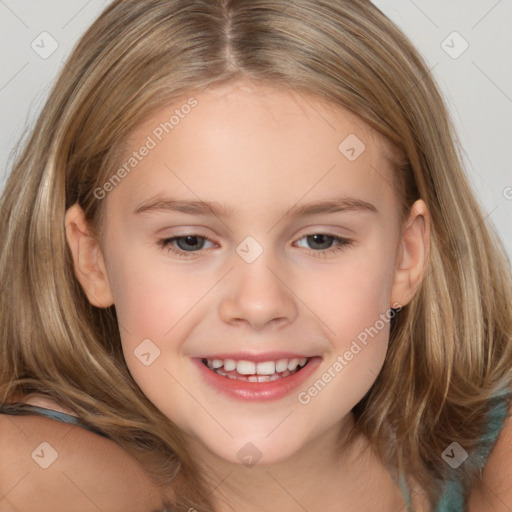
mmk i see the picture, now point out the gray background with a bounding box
[1,0,511,258]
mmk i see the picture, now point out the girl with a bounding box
[1,1,511,511]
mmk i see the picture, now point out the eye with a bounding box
[295,233,353,257]
[158,235,215,258]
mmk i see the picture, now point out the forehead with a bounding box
[104,80,398,221]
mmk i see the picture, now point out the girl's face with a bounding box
[67,80,428,466]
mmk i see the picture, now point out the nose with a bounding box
[218,254,298,331]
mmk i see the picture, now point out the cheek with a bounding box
[103,247,216,387]
[296,256,395,419]
[310,246,396,339]
[314,245,396,381]
[105,245,202,336]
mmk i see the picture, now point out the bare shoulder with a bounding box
[468,412,512,511]
[0,409,172,512]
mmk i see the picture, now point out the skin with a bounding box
[65,79,430,511]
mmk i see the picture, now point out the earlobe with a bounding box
[64,203,114,308]
[390,199,430,307]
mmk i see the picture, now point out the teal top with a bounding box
[1,392,510,512]
[398,389,510,511]
[0,403,111,438]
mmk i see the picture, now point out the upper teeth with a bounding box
[207,357,309,375]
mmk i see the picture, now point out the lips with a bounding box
[192,355,322,401]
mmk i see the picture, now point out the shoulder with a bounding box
[468,409,512,511]
[0,410,172,511]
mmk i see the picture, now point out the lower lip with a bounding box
[192,357,322,401]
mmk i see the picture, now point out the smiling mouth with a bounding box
[200,357,311,382]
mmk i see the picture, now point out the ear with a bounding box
[65,203,114,308]
[390,199,430,307]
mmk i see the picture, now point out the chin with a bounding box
[192,429,309,468]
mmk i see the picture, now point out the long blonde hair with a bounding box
[1,0,511,509]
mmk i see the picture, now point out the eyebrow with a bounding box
[132,195,378,218]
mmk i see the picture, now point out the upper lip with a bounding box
[196,352,318,363]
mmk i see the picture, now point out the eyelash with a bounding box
[158,233,353,259]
